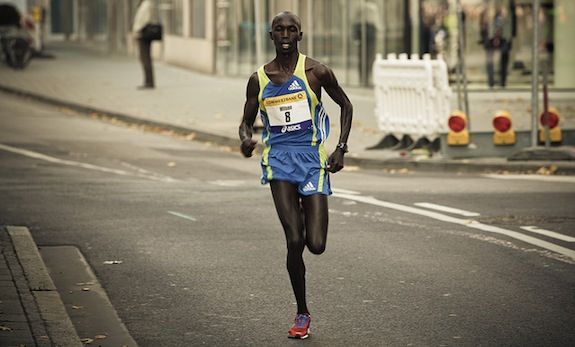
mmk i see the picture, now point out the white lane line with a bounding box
[332,188,361,195]
[209,180,247,187]
[167,211,197,222]
[414,202,480,217]
[483,174,575,184]
[333,193,575,261]
[119,161,178,182]
[119,161,179,182]
[0,143,176,182]
[520,226,575,243]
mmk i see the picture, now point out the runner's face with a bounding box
[270,15,302,54]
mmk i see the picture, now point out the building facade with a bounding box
[44,0,575,90]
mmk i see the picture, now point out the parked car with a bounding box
[0,3,33,69]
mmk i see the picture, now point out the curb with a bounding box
[6,226,83,347]
[344,155,575,175]
[1,84,574,175]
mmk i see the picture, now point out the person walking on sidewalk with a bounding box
[238,11,353,339]
[132,0,157,89]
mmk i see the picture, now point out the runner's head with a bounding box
[269,11,302,55]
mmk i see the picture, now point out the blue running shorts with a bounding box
[261,144,332,196]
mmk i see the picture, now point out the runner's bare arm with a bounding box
[238,72,260,158]
[313,64,353,173]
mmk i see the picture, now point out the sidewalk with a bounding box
[1,226,82,347]
[0,41,573,174]
[0,228,40,346]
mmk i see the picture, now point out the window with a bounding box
[190,0,206,38]
[159,0,183,36]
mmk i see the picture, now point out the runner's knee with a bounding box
[286,233,305,254]
[306,239,326,255]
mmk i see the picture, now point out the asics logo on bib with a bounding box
[288,80,302,91]
[281,124,302,133]
[302,181,316,192]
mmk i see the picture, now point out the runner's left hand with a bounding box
[327,149,345,173]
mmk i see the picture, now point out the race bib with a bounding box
[264,91,312,133]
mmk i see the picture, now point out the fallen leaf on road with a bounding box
[81,338,94,344]
[72,305,83,310]
[536,165,558,175]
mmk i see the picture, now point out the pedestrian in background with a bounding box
[239,11,353,340]
[132,0,157,89]
[352,1,379,86]
[479,0,516,88]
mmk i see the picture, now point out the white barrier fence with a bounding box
[372,53,452,141]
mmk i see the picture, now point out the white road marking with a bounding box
[167,210,197,222]
[520,226,575,243]
[118,161,179,182]
[209,180,247,187]
[414,202,480,217]
[0,143,176,182]
[333,192,575,261]
[332,188,361,195]
[483,174,575,184]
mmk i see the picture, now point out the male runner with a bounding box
[238,11,352,339]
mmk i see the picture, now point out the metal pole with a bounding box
[343,0,349,85]
[107,0,116,53]
[456,0,469,125]
[360,0,367,86]
[530,0,540,147]
[306,0,313,56]
[543,60,550,147]
[254,0,264,66]
[455,9,462,111]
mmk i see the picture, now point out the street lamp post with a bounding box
[456,0,469,128]
[530,0,540,147]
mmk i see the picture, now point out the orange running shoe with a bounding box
[288,313,311,339]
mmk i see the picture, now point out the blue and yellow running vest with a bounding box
[257,53,330,149]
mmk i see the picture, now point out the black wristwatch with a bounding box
[336,143,348,153]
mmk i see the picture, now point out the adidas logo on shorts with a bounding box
[302,181,316,192]
[288,80,302,91]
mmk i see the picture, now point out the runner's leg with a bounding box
[301,194,328,254]
[270,180,308,314]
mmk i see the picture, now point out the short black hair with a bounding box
[271,11,301,31]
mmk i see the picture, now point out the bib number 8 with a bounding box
[285,111,291,123]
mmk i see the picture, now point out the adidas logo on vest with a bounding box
[302,181,316,192]
[288,80,302,91]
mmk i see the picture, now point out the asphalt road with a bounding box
[1,93,574,346]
